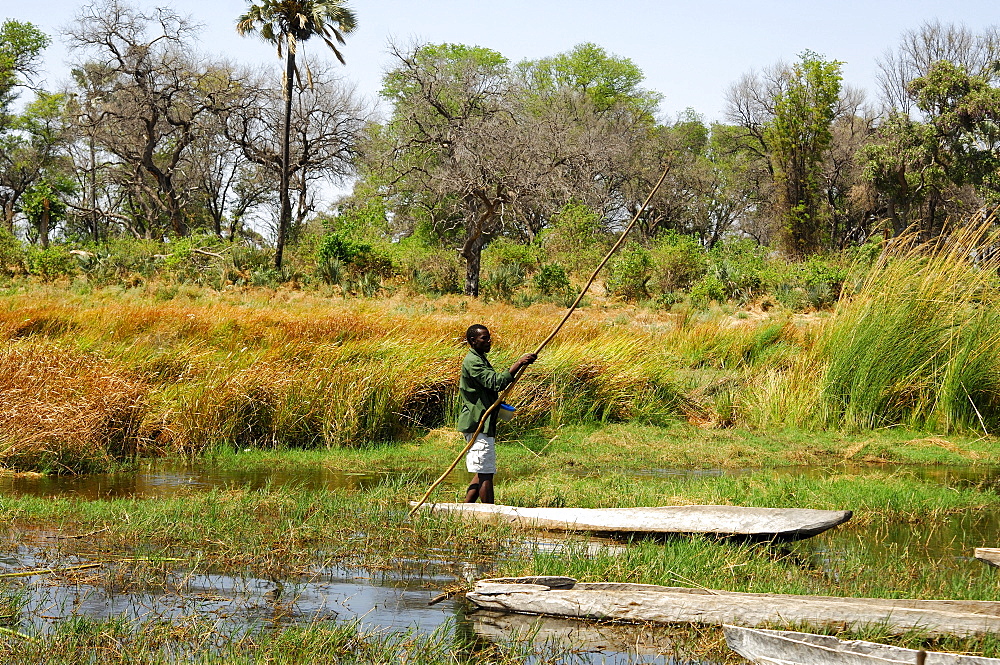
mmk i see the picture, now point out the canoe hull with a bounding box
[974,548,1000,567]
[413,503,852,541]
[467,578,1000,637]
[724,625,1000,665]
[473,611,673,656]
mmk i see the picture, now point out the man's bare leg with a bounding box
[464,473,494,503]
[464,476,481,503]
[478,473,494,503]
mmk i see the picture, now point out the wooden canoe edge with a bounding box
[723,625,1000,665]
[409,503,854,541]
[974,548,1000,567]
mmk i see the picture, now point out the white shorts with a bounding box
[464,433,496,474]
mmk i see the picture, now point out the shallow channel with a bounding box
[2,461,1000,662]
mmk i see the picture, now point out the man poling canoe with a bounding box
[407,164,670,517]
[458,324,536,503]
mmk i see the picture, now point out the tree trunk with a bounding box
[275,40,295,270]
[89,136,99,243]
[1,198,14,233]
[459,200,498,297]
[462,231,487,297]
[40,199,49,249]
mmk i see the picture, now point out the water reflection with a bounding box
[0,464,403,500]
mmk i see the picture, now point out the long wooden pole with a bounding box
[408,164,672,517]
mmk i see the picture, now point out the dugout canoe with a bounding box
[466,577,1000,637]
[974,548,1000,567]
[410,503,852,541]
[724,625,1000,665]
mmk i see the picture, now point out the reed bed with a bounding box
[0,290,697,470]
[0,343,147,472]
[5,217,1000,474]
[819,222,1000,432]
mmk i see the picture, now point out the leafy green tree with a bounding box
[764,52,843,256]
[726,52,844,255]
[21,175,75,248]
[0,92,71,232]
[516,42,660,115]
[861,60,1000,235]
[0,20,49,125]
[237,0,357,269]
[0,21,50,231]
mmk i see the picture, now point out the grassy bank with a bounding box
[3,222,1000,473]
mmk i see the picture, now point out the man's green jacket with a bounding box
[457,349,514,437]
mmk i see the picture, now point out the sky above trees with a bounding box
[12,0,1000,121]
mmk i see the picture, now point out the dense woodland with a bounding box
[2,1,1000,303]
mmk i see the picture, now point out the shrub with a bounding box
[540,201,609,275]
[77,238,161,287]
[650,231,707,292]
[26,246,76,282]
[482,236,540,276]
[316,231,394,290]
[802,256,848,294]
[689,274,726,308]
[708,239,767,303]
[392,238,463,296]
[533,262,571,296]
[605,243,653,301]
[0,226,25,276]
[226,245,274,286]
[482,262,526,302]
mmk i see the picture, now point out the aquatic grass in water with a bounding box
[0,616,583,665]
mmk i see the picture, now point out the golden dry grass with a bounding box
[0,343,147,471]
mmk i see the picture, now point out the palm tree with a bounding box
[237,0,357,269]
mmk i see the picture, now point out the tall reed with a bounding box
[820,214,1000,431]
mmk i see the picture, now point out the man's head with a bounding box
[466,324,491,353]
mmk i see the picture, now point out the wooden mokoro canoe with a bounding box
[411,503,852,541]
[724,625,1000,665]
[974,548,1000,567]
[466,577,1000,637]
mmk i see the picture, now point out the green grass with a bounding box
[0,616,582,665]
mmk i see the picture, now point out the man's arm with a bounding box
[509,353,537,375]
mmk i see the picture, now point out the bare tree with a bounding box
[877,20,1000,113]
[219,61,369,246]
[374,41,648,295]
[65,0,242,237]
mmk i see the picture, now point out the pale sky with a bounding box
[9,0,1000,122]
